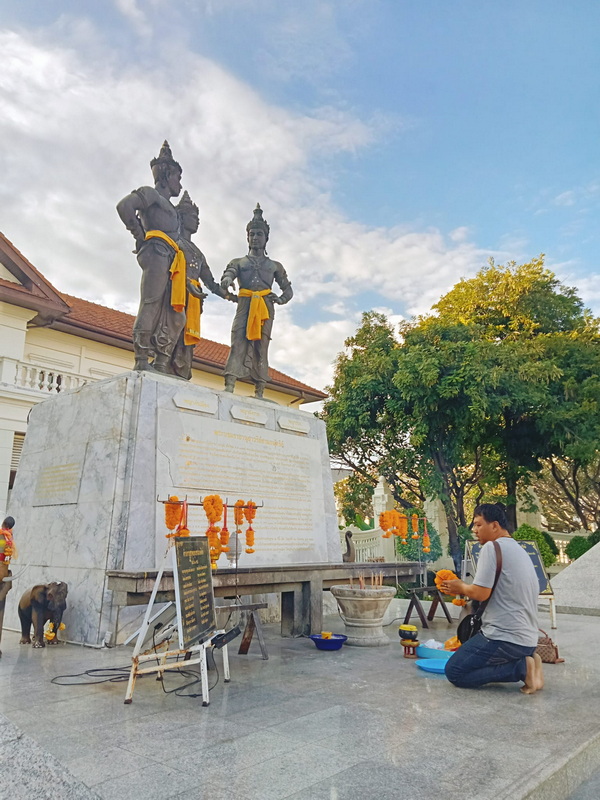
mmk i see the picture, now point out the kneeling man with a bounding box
[441,503,543,694]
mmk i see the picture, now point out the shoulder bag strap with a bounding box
[474,540,503,620]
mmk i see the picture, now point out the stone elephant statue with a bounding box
[19,581,68,648]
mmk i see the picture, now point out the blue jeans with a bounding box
[445,632,536,688]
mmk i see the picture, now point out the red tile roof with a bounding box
[0,233,64,297]
[58,293,326,400]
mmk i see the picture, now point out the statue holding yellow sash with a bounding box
[221,204,293,398]
[117,142,223,377]
[171,191,226,380]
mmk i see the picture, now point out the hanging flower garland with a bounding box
[422,519,430,552]
[411,513,420,540]
[164,496,190,538]
[398,513,408,545]
[379,510,394,538]
[203,494,224,569]
[244,500,257,554]
[220,504,230,554]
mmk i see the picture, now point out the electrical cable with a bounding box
[51,666,133,685]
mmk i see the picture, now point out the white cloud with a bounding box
[0,26,492,392]
[113,0,152,38]
[554,190,576,207]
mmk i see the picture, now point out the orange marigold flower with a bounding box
[165,496,182,530]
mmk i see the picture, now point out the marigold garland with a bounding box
[234,499,245,529]
[422,522,431,553]
[165,498,190,539]
[44,621,66,642]
[411,514,419,533]
[203,494,224,569]
[220,504,230,553]
[164,496,183,530]
[434,568,466,604]
[379,511,392,538]
[398,514,408,543]
[434,569,458,593]
[244,500,257,554]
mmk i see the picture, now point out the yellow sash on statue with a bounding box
[238,288,271,340]
[184,280,201,346]
[144,230,186,312]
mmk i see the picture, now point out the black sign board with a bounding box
[465,539,553,596]
[173,537,217,649]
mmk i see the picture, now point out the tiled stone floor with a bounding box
[0,607,598,800]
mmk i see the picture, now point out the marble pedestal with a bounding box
[6,371,340,645]
[551,544,600,615]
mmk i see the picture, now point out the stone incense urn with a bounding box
[330,585,396,647]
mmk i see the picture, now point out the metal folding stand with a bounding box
[124,545,227,706]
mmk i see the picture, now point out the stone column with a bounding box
[0,303,37,514]
[0,429,14,517]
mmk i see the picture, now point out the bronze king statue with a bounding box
[220,204,293,398]
[116,142,223,376]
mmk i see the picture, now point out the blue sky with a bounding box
[1,1,598,394]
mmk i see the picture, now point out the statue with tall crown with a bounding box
[116,142,223,377]
[220,204,293,398]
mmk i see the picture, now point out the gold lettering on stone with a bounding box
[34,463,82,505]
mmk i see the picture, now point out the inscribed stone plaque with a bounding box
[277,415,310,434]
[173,537,216,649]
[230,405,268,426]
[156,410,328,565]
[33,460,83,506]
[173,390,218,415]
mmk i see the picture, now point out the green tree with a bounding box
[334,475,374,528]
[565,536,594,561]
[322,259,600,572]
[531,455,600,532]
[434,257,600,530]
[513,523,556,568]
[322,312,425,510]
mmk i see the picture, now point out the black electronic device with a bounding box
[212,626,241,649]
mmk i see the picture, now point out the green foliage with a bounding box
[531,455,600,532]
[322,259,600,573]
[321,312,424,510]
[451,526,475,558]
[352,514,374,531]
[393,508,442,563]
[513,523,556,567]
[565,536,594,561]
[588,529,600,546]
[433,257,587,340]
[541,530,559,556]
[334,475,375,527]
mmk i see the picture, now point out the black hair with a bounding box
[1,516,15,529]
[473,503,509,530]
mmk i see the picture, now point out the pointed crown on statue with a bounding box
[176,190,198,214]
[150,140,182,175]
[246,203,270,240]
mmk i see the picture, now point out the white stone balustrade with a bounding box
[0,358,88,395]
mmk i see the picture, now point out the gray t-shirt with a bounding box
[474,537,539,647]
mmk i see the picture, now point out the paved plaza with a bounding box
[1,607,599,800]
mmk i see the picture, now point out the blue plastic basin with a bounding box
[310,634,348,651]
[415,645,454,660]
